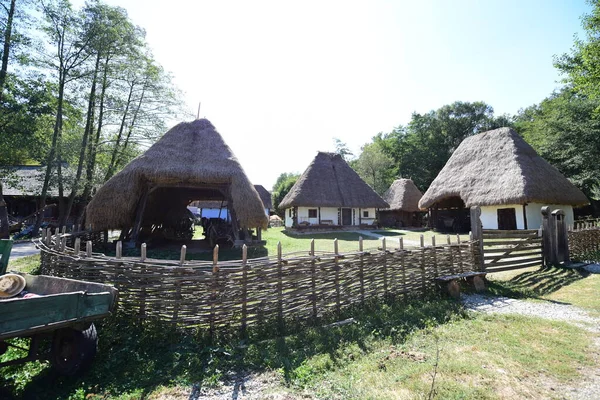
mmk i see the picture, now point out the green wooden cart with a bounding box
[0,240,119,375]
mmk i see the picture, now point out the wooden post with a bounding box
[277,241,284,331]
[310,239,318,319]
[131,187,150,244]
[210,245,219,337]
[420,234,426,292]
[60,236,66,252]
[74,238,81,256]
[456,235,464,273]
[431,236,438,277]
[116,241,122,259]
[140,243,146,261]
[552,209,570,264]
[541,206,555,266]
[334,238,341,317]
[470,206,484,271]
[86,241,92,258]
[382,237,388,299]
[179,245,187,265]
[241,244,248,336]
[359,236,365,303]
[61,226,66,235]
[400,237,406,299]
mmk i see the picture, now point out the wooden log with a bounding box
[241,244,248,335]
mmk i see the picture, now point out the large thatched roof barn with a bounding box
[419,127,589,232]
[379,179,424,228]
[279,152,388,228]
[86,119,268,242]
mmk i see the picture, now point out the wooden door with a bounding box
[342,208,352,226]
[497,208,517,230]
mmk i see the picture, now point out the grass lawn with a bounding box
[372,228,470,245]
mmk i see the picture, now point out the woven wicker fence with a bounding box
[37,230,479,331]
[568,224,600,261]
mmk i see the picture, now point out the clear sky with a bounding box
[87,0,589,190]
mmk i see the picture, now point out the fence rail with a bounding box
[37,229,479,331]
[481,229,543,273]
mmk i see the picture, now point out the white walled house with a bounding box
[419,128,588,232]
[279,152,388,229]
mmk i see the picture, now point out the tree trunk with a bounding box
[0,0,16,105]
[34,77,65,235]
[104,79,134,181]
[62,52,101,227]
[0,182,9,239]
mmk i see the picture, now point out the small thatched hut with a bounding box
[419,127,589,231]
[86,119,268,242]
[379,179,424,228]
[279,152,388,228]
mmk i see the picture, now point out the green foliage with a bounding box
[332,137,353,161]
[353,141,395,195]
[371,101,511,192]
[555,0,600,102]
[514,87,600,199]
[271,172,299,217]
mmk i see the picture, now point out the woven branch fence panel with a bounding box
[568,224,600,261]
[36,230,478,330]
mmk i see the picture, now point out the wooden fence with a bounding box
[568,224,600,261]
[481,229,543,273]
[37,229,479,331]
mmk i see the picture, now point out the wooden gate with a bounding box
[482,229,543,273]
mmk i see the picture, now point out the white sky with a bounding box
[78,0,588,190]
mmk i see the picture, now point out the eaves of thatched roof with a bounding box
[279,152,389,209]
[382,179,423,212]
[1,166,51,196]
[418,127,589,209]
[86,119,268,230]
[253,185,272,209]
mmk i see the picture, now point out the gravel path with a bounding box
[462,293,600,400]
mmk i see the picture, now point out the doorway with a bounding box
[341,208,352,226]
[497,208,517,230]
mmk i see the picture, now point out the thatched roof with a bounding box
[86,119,268,230]
[419,127,589,209]
[1,166,50,196]
[253,185,272,209]
[279,152,389,209]
[382,179,423,212]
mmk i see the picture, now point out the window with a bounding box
[363,210,369,218]
[308,209,318,218]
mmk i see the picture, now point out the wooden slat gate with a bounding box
[482,229,544,273]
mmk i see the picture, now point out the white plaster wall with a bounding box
[284,208,293,227]
[319,207,340,225]
[360,208,377,226]
[480,205,525,230]
[526,203,574,230]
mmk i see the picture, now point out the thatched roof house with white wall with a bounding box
[418,127,589,231]
[379,179,424,228]
[279,152,388,228]
[86,119,268,242]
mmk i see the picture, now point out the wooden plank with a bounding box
[482,229,539,235]
[483,240,542,247]
[485,257,543,268]
[483,251,542,261]
[485,260,544,273]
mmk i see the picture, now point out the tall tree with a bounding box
[354,142,395,195]
[272,172,299,217]
[34,0,93,233]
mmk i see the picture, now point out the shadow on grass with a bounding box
[281,230,367,242]
[5,294,466,399]
[488,265,591,300]
[371,230,406,237]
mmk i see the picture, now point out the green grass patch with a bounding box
[290,314,594,399]
[488,265,600,314]
[7,254,41,274]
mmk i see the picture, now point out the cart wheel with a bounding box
[50,324,98,376]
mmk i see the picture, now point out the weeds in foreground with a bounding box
[0,293,465,399]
